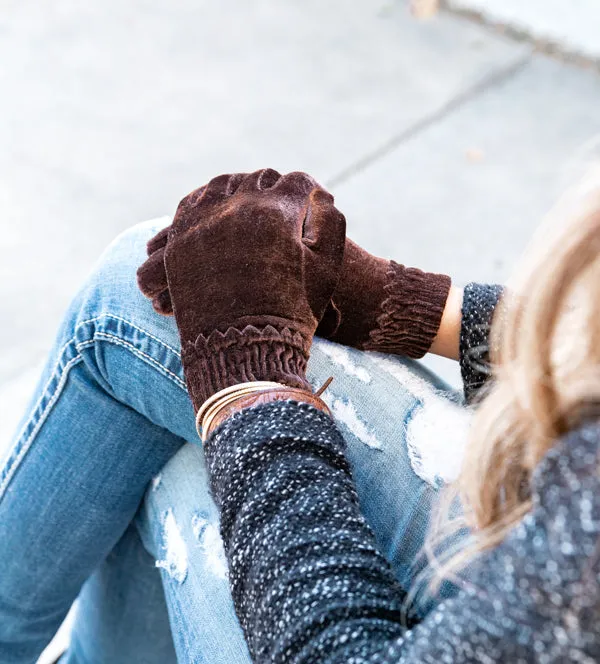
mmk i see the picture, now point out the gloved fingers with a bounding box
[137,248,169,298]
[236,168,282,193]
[315,300,342,339]
[266,172,322,235]
[153,289,174,316]
[198,174,235,207]
[142,172,246,305]
[146,226,170,256]
[173,174,245,233]
[302,188,345,257]
[302,189,346,318]
[179,184,209,210]
[225,172,248,195]
[270,171,320,199]
[171,184,209,234]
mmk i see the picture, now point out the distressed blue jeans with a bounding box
[0,220,470,664]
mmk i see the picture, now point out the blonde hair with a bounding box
[426,172,600,591]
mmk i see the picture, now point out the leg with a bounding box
[0,219,191,662]
[138,338,470,661]
[1,219,468,663]
[307,342,470,614]
[64,525,177,664]
[136,445,252,663]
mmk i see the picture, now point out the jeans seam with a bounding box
[10,338,84,448]
[83,332,187,390]
[74,313,182,357]
[0,315,184,501]
[7,315,181,453]
[0,354,84,501]
[88,313,182,357]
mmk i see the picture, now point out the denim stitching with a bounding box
[7,315,181,449]
[106,314,181,357]
[8,338,80,453]
[0,354,83,500]
[0,316,185,500]
[85,332,186,389]
[74,313,182,358]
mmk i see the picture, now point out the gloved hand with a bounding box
[139,181,450,361]
[316,239,451,358]
[137,169,346,410]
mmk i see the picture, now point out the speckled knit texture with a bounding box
[204,283,600,663]
[459,282,504,403]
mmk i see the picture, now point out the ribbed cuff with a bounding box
[364,262,451,359]
[181,324,312,410]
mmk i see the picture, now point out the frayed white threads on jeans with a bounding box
[369,355,471,487]
[406,400,471,487]
[317,342,372,384]
[192,513,229,580]
[323,394,383,450]
[156,508,189,584]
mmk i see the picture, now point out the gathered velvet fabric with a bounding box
[137,169,346,410]
[316,239,451,358]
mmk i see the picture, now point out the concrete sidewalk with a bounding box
[2,0,600,405]
[447,0,600,61]
[0,3,599,658]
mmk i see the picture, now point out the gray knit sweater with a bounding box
[204,283,600,663]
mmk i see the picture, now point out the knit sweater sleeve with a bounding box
[459,283,504,403]
[205,402,600,663]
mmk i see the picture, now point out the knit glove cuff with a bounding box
[364,261,451,359]
[181,323,312,410]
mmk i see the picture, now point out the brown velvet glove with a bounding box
[316,239,451,358]
[139,184,450,361]
[137,169,346,410]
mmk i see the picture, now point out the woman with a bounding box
[2,169,598,662]
[0,171,465,663]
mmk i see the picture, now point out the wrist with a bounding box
[429,285,464,360]
[197,382,332,441]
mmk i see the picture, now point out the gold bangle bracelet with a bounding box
[201,390,264,438]
[195,381,283,439]
[200,386,332,442]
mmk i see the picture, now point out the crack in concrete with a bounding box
[441,2,600,72]
[326,53,531,189]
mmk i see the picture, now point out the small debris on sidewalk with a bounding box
[466,148,485,163]
[411,0,440,19]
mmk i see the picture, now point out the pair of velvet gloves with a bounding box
[137,169,451,412]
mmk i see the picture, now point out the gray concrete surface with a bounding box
[1,0,600,420]
[1,1,599,660]
[0,0,527,388]
[447,0,600,60]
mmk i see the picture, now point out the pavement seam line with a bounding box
[441,3,600,72]
[326,53,531,190]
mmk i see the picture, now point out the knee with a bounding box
[86,217,171,308]
[63,217,171,330]
[48,217,181,387]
